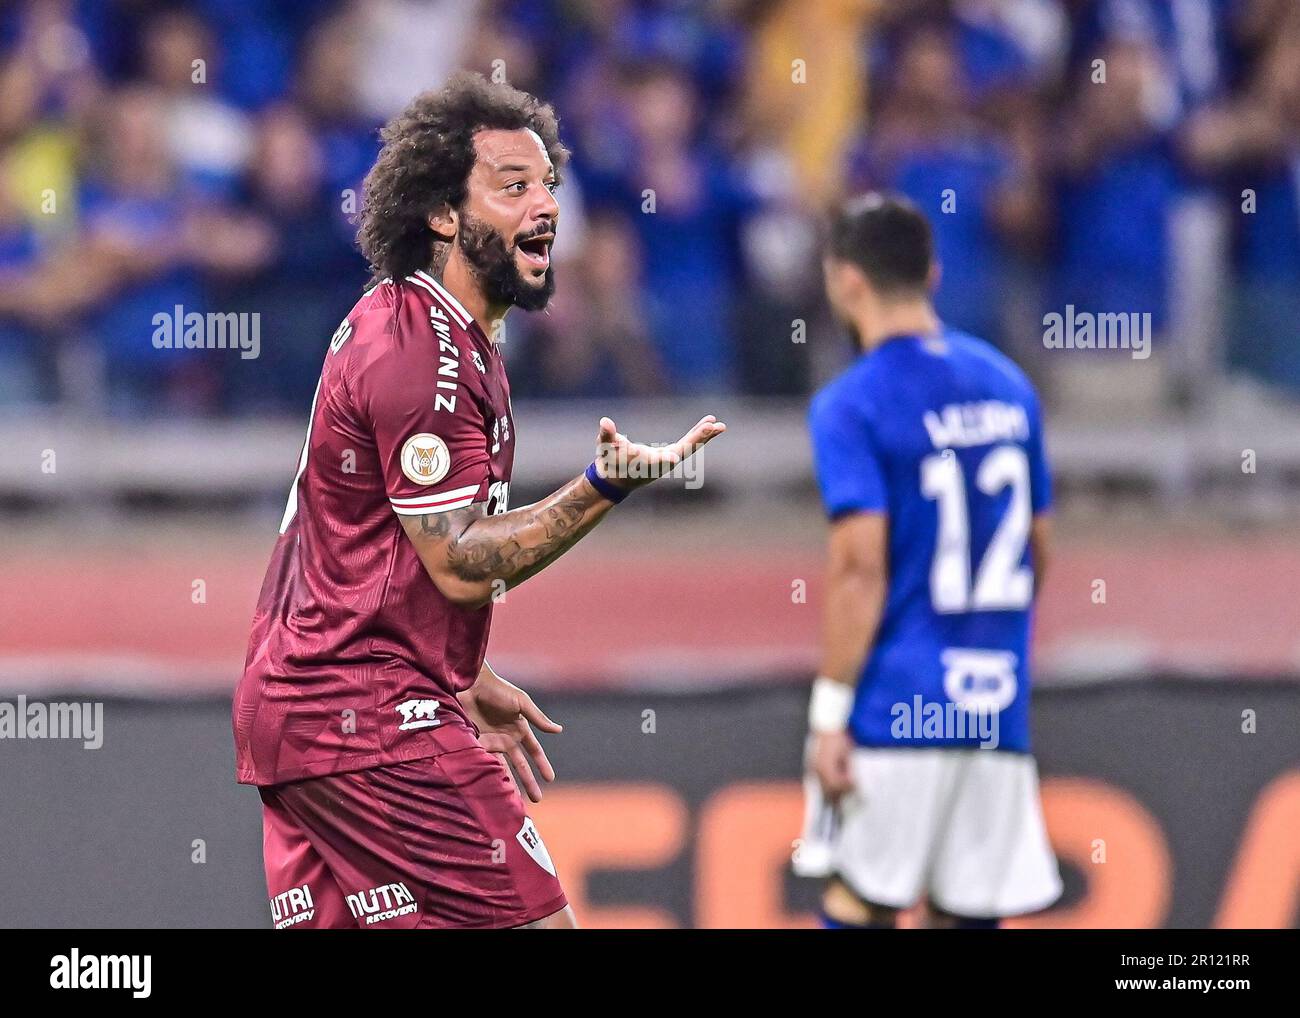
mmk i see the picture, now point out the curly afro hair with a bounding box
[357,72,568,286]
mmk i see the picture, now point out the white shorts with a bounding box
[796,746,1062,919]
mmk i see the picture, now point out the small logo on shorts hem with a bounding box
[270,883,315,929]
[346,881,419,925]
[517,817,556,876]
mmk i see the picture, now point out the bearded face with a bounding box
[457,211,556,312]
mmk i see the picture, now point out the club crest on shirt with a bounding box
[470,349,486,374]
[399,433,450,486]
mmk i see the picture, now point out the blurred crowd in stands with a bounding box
[0,0,1297,417]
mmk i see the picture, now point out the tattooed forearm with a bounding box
[399,473,616,603]
[446,488,593,585]
[416,504,478,541]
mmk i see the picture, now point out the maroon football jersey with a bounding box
[234,270,514,785]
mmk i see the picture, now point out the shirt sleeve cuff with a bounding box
[389,483,481,515]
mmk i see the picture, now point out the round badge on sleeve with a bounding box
[400,433,451,486]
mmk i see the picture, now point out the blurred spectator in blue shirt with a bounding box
[850,24,1044,345]
[511,210,665,399]
[1069,0,1234,120]
[1183,10,1300,388]
[295,10,382,212]
[0,170,48,408]
[214,104,367,414]
[581,61,758,392]
[1050,40,1182,334]
[137,9,253,198]
[72,88,212,414]
[189,0,328,111]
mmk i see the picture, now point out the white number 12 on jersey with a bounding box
[920,445,1033,613]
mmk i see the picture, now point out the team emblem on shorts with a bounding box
[400,433,451,486]
[516,818,556,876]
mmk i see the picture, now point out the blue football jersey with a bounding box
[808,328,1051,753]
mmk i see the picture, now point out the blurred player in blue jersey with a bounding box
[798,193,1062,929]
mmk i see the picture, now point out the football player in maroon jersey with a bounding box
[234,72,725,929]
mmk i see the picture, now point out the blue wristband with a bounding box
[585,461,629,503]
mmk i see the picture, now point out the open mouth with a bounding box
[517,234,552,271]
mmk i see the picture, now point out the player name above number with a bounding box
[923,400,1029,451]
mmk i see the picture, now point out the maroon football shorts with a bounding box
[259,745,568,929]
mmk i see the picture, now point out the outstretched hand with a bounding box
[594,414,727,490]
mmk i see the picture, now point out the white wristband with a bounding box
[808,676,854,733]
